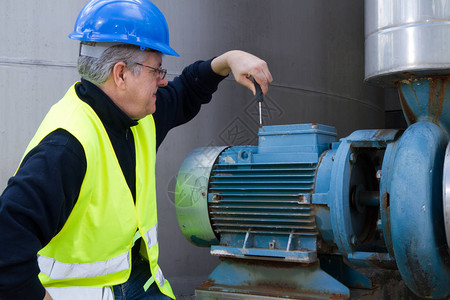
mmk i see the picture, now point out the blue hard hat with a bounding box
[69,0,179,56]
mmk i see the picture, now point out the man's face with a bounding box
[123,51,168,120]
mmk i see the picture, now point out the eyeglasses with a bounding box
[134,62,167,80]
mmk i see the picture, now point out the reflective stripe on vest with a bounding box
[38,252,130,280]
[38,222,165,286]
[46,286,113,300]
[144,223,158,249]
[155,267,165,288]
[142,223,165,287]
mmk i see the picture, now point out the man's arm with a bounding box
[153,51,272,149]
[153,58,227,148]
[0,130,85,300]
[211,50,273,95]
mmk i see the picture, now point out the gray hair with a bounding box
[77,42,152,85]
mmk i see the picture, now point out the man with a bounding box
[0,0,272,300]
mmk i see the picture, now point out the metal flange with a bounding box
[443,142,450,254]
[330,129,399,268]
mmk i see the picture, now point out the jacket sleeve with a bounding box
[153,58,227,149]
[0,129,86,300]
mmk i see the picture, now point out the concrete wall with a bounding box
[0,0,385,296]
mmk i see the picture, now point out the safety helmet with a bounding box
[69,0,179,56]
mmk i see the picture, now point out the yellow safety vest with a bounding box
[19,84,175,299]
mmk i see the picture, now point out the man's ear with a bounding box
[112,61,127,90]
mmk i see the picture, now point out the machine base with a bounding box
[194,268,426,300]
[194,258,373,299]
[196,290,326,300]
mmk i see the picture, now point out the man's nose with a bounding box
[158,77,168,87]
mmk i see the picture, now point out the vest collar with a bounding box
[75,79,138,138]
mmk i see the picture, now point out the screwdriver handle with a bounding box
[251,77,264,127]
[251,77,263,103]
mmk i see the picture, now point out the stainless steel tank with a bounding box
[365,0,450,85]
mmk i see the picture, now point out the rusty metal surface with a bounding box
[196,259,350,299]
[388,122,450,298]
[195,265,428,299]
[196,287,348,300]
[344,129,402,148]
[396,77,450,133]
[347,252,396,270]
[398,87,418,125]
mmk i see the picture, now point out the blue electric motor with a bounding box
[175,78,450,299]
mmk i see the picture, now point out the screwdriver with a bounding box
[251,77,264,128]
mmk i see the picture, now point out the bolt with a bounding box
[298,194,307,204]
[376,169,382,180]
[350,235,357,246]
[269,240,276,249]
[349,153,356,164]
[377,219,382,230]
[240,151,249,160]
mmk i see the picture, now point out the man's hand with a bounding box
[211,50,273,95]
[44,290,53,300]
